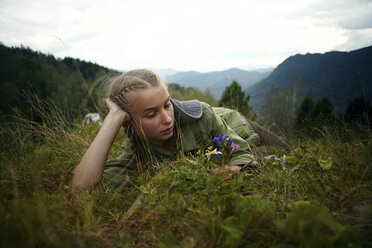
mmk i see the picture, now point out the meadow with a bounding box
[0,97,371,248]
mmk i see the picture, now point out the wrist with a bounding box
[106,110,128,126]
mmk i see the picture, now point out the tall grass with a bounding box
[0,94,128,247]
[0,95,371,247]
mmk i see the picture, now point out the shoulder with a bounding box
[212,106,235,116]
[213,106,245,123]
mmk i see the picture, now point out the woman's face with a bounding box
[128,84,174,147]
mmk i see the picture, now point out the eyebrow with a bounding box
[143,96,170,114]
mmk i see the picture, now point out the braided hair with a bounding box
[108,69,165,111]
[107,69,167,171]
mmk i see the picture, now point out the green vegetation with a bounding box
[0,95,371,247]
[1,43,371,247]
[166,68,271,100]
[259,77,371,140]
[343,96,372,126]
[294,96,334,136]
[0,43,117,122]
[219,80,255,119]
[259,79,302,136]
[246,45,372,113]
[168,83,217,106]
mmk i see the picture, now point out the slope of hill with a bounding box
[166,68,272,99]
[0,97,370,247]
[246,45,372,113]
[0,43,117,121]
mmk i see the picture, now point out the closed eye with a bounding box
[145,112,156,118]
[164,102,171,109]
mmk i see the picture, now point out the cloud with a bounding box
[308,0,372,30]
[334,30,372,51]
[290,0,372,53]
[0,0,371,71]
[337,10,372,30]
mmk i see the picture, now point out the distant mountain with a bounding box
[153,68,180,77]
[246,45,372,113]
[166,68,272,99]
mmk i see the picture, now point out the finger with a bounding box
[229,165,242,172]
[106,98,123,112]
[106,98,115,109]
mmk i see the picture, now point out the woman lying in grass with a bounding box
[72,69,289,190]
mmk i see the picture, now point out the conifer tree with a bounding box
[294,96,315,129]
[344,96,371,125]
[218,80,254,117]
[294,96,335,134]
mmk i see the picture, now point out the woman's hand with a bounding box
[105,99,131,127]
[212,165,242,179]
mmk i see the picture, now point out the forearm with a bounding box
[72,112,125,190]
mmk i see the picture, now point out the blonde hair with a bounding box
[108,69,166,112]
[107,69,168,168]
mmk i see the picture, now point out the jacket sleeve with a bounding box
[201,103,258,167]
[103,151,138,189]
[213,106,261,147]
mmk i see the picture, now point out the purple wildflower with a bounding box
[213,132,226,150]
[231,142,240,150]
[213,132,234,150]
[226,137,233,146]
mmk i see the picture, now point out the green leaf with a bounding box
[318,157,333,170]
[119,230,136,247]
[222,216,244,247]
[277,201,358,248]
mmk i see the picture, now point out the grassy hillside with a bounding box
[0,97,371,247]
[0,43,117,123]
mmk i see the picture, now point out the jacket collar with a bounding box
[170,99,203,124]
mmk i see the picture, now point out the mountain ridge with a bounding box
[246,45,372,113]
[166,67,272,99]
[2,42,371,115]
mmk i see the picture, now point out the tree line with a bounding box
[0,43,116,123]
[1,43,370,137]
[217,79,371,138]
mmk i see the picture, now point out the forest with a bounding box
[0,44,371,247]
[0,43,114,123]
[246,45,372,114]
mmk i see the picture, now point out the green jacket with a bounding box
[103,99,260,188]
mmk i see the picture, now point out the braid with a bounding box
[108,69,163,111]
[107,69,166,167]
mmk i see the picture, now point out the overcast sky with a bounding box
[1,0,371,72]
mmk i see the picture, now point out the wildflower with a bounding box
[225,136,233,146]
[231,142,240,150]
[205,148,223,161]
[208,146,213,150]
[213,132,233,150]
[213,132,226,150]
[196,150,201,155]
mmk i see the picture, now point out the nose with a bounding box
[160,109,173,124]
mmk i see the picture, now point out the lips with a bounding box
[161,126,173,134]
